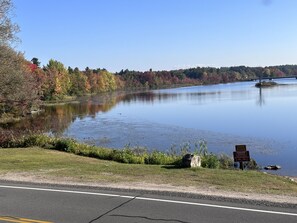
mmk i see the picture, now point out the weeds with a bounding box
[5,134,180,165]
[218,153,234,169]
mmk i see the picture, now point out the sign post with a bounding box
[233,145,250,170]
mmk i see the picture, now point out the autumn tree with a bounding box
[97,70,117,92]
[0,0,42,119]
[0,45,41,117]
[69,67,90,96]
[44,59,71,100]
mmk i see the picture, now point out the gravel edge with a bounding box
[1,179,296,209]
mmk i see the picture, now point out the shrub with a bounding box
[54,140,68,151]
[245,158,259,170]
[112,149,145,164]
[88,148,113,160]
[201,153,220,169]
[0,128,28,148]
[145,151,166,165]
[23,134,49,148]
[219,154,234,169]
[145,151,179,165]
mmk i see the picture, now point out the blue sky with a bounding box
[13,0,297,72]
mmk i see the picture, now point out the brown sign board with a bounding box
[233,151,250,162]
[235,145,247,152]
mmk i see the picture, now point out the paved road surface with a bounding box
[0,182,296,223]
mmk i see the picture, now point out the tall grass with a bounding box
[0,134,258,169]
[5,134,180,165]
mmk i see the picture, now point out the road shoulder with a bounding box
[0,179,296,208]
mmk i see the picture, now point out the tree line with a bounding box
[3,54,297,118]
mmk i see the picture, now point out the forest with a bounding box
[1,0,297,121]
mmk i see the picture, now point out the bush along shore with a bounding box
[1,134,259,170]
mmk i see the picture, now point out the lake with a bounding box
[7,79,297,176]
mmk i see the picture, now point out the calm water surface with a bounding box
[62,79,297,176]
[12,79,297,176]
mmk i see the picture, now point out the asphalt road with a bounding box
[0,182,296,223]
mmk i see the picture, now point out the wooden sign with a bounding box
[233,145,251,170]
[233,151,250,162]
[235,145,247,152]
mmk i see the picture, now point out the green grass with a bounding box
[3,134,181,165]
[0,147,296,196]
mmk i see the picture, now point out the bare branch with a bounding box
[0,0,19,46]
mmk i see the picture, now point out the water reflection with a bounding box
[2,80,296,136]
[121,91,179,104]
[1,89,244,139]
[257,87,265,107]
[122,90,240,105]
[1,92,122,136]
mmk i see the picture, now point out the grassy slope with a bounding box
[0,147,296,196]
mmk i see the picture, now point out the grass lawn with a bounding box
[0,147,297,196]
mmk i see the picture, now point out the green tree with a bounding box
[69,67,89,96]
[31,57,40,67]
